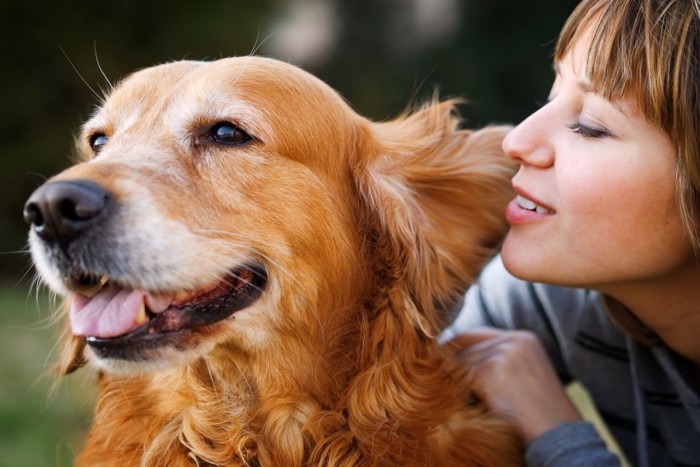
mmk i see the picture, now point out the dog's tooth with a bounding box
[134,302,148,326]
[173,291,191,304]
[81,276,109,298]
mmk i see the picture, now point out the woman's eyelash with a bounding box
[566,122,611,138]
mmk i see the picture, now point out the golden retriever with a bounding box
[24,56,522,466]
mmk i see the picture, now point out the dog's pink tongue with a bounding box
[70,287,147,338]
[70,287,174,339]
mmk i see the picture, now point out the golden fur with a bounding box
[29,56,522,466]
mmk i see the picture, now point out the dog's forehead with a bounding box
[106,60,205,108]
[81,57,362,172]
[93,57,355,138]
[83,61,205,136]
[109,57,341,111]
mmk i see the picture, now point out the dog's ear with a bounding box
[354,100,515,331]
[54,300,86,376]
[345,108,520,461]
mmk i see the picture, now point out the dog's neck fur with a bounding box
[75,237,519,467]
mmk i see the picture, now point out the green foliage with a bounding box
[0,282,93,466]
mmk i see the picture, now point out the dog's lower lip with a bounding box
[85,264,267,360]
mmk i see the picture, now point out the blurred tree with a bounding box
[0,0,578,280]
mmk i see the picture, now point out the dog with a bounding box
[24,56,522,466]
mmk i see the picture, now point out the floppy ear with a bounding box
[332,102,521,463]
[354,100,515,332]
[54,299,86,376]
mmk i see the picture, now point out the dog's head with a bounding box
[25,56,514,376]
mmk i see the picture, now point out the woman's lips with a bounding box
[505,193,555,224]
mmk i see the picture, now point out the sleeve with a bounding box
[526,421,622,467]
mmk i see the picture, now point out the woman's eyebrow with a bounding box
[552,60,630,116]
[553,61,591,90]
[552,61,591,94]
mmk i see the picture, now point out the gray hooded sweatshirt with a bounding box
[442,256,700,467]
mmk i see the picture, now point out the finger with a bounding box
[457,337,509,360]
[458,332,548,372]
[446,327,510,350]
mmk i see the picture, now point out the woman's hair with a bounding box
[556,0,700,253]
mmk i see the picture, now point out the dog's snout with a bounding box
[24,180,112,244]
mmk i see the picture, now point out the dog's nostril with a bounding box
[23,202,45,227]
[59,199,81,221]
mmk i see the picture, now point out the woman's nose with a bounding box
[502,108,555,168]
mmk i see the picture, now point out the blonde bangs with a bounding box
[556,0,662,125]
[555,0,700,253]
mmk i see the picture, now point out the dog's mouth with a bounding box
[69,264,267,359]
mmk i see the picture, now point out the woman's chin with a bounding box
[501,235,554,284]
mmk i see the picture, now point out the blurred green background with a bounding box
[0,0,577,464]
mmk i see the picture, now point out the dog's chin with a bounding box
[86,342,218,375]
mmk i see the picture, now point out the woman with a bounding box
[444,0,700,466]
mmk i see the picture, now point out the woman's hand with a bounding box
[450,328,582,443]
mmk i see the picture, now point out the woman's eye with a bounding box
[89,133,109,153]
[209,122,252,146]
[566,122,611,139]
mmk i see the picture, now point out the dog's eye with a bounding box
[89,133,109,154]
[209,122,252,146]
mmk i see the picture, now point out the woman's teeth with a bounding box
[516,195,552,214]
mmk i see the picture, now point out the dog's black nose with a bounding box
[24,180,111,244]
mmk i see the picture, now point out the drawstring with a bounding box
[627,335,650,467]
[652,346,700,433]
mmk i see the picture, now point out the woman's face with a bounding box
[501,27,695,293]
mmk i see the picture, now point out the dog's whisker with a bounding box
[59,47,103,102]
[229,357,254,400]
[93,41,114,93]
[187,229,307,291]
[222,270,265,295]
[189,233,291,276]
[0,248,32,255]
[30,275,43,309]
[249,27,275,57]
[16,262,36,287]
[202,359,221,403]
[26,171,50,183]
